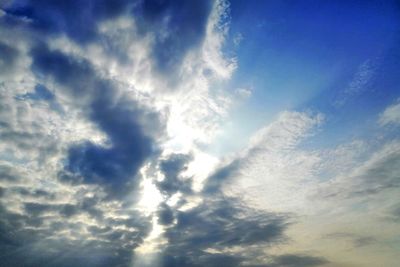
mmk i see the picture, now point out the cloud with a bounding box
[198,108,400,266]
[235,87,252,99]
[3,0,398,266]
[158,196,291,267]
[17,84,54,101]
[0,187,152,267]
[233,32,243,47]
[387,205,400,222]
[3,0,132,43]
[379,100,400,126]
[205,111,323,210]
[0,1,241,266]
[29,44,163,195]
[334,59,377,107]
[318,140,400,200]
[4,0,214,77]
[138,0,213,74]
[157,153,193,196]
[324,232,376,248]
[266,254,328,267]
[0,41,19,75]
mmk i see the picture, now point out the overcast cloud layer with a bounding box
[1,1,400,267]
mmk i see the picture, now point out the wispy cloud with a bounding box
[334,59,377,107]
[379,99,400,126]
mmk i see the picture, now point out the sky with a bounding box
[0,0,399,266]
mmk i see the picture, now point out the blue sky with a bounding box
[212,0,400,154]
[0,1,400,267]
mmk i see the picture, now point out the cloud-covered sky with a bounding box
[0,0,399,266]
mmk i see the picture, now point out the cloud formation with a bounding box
[1,0,399,266]
[1,1,287,266]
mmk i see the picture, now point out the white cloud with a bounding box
[379,100,400,126]
[222,111,323,212]
[0,3,205,261]
[217,108,400,266]
[335,59,377,107]
[235,87,252,99]
[233,32,243,47]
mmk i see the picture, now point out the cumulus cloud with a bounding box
[1,0,398,266]
[0,0,265,266]
[157,197,292,267]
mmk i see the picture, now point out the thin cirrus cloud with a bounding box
[1,0,400,267]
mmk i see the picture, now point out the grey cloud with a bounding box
[24,202,57,216]
[391,205,400,221]
[341,149,400,200]
[0,163,20,181]
[0,90,61,165]
[15,84,64,113]
[266,254,328,267]
[318,143,400,200]
[352,149,400,195]
[4,0,213,78]
[325,232,376,248]
[138,0,213,74]
[157,203,174,225]
[0,41,18,75]
[202,159,241,194]
[31,45,163,196]
[159,196,291,267]
[30,45,97,97]
[3,0,133,44]
[159,252,245,267]
[59,204,78,217]
[0,190,152,267]
[157,153,193,196]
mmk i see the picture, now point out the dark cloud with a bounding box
[324,232,376,248]
[170,199,288,248]
[0,163,20,181]
[7,187,55,200]
[158,197,291,267]
[350,150,400,197]
[318,146,400,200]
[31,45,162,195]
[137,0,213,73]
[266,254,328,267]
[24,202,56,216]
[151,151,304,267]
[3,0,133,43]
[157,203,174,225]
[389,205,400,222]
[0,192,152,267]
[353,236,376,247]
[30,45,96,96]
[0,41,18,73]
[0,2,339,267]
[202,159,241,194]
[157,153,193,196]
[4,0,212,76]
[159,252,245,267]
